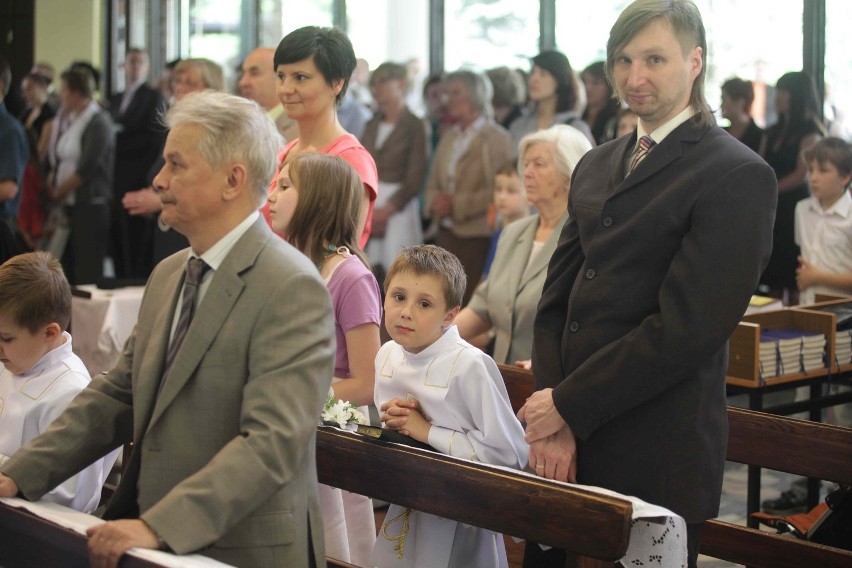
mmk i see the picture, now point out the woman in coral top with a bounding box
[262,26,378,248]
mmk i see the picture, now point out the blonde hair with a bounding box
[174,58,225,91]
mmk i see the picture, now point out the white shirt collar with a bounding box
[806,190,852,218]
[191,211,259,271]
[453,115,487,137]
[637,106,696,147]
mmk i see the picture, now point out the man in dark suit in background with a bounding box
[518,1,777,567]
[110,48,164,278]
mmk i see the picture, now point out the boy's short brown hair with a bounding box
[803,137,852,185]
[495,158,519,178]
[0,252,71,333]
[385,245,467,309]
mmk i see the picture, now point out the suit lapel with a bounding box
[517,212,568,292]
[146,219,268,430]
[614,120,707,195]
[133,260,185,440]
[511,218,538,293]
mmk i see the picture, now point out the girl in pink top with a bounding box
[268,152,381,566]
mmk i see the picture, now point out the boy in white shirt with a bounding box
[0,252,118,513]
[372,245,528,568]
[795,137,852,305]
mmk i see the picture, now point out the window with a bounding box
[444,0,540,71]
[825,0,852,139]
[186,0,242,87]
[259,0,334,48]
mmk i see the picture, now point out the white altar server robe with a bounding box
[0,333,119,512]
[371,325,528,568]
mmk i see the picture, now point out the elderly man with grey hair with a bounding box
[0,90,335,568]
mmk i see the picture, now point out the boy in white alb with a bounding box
[794,137,852,305]
[0,252,118,513]
[372,245,528,568]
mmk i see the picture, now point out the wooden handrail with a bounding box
[0,501,171,568]
[496,363,852,566]
[316,427,633,561]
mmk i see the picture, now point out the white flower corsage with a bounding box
[321,390,368,430]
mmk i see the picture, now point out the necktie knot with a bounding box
[629,135,656,173]
[185,257,209,288]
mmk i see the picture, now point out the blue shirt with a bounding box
[0,101,28,218]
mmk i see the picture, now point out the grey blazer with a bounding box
[467,212,567,364]
[533,119,777,523]
[2,218,335,567]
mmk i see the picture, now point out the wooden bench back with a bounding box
[496,363,852,567]
[316,427,632,561]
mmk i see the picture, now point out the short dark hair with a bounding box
[62,68,95,99]
[370,62,408,91]
[385,245,466,310]
[531,50,579,113]
[803,137,852,184]
[721,77,755,112]
[0,252,71,333]
[69,61,100,91]
[274,26,356,104]
[495,158,519,178]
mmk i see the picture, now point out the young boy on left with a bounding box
[0,252,119,513]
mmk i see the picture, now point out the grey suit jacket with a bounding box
[533,119,777,523]
[467,212,567,364]
[2,218,335,567]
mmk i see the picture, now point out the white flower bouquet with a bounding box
[321,391,368,430]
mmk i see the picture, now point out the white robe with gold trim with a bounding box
[371,325,528,568]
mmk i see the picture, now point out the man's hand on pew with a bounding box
[86,519,160,568]
[0,473,18,497]
[529,426,577,483]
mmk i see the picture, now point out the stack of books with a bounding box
[758,329,827,378]
[836,329,852,366]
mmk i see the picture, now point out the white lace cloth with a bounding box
[0,497,235,567]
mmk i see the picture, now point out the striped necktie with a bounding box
[163,257,210,378]
[629,135,656,173]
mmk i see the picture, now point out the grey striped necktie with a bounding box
[163,257,209,376]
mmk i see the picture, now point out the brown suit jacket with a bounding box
[424,120,512,238]
[362,107,429,211]
[532,119,777,523]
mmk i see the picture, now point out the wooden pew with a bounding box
[316,426,633,567]
[496,363,852,567]
[0,500,169,568]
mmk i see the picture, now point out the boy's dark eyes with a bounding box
[393,293,405,301]
[419,301,431,309]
